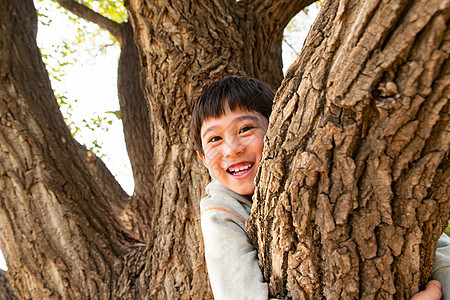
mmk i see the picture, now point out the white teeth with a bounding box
[228,164,252,173]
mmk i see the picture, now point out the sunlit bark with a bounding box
[249,0,450,298]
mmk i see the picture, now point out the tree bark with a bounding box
[0,270,16,300]
[1,0,310,298]
[0,1,136,298]
[248,0,450,298]
[116,21,156,242]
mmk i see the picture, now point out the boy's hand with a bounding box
[410,280,442,300]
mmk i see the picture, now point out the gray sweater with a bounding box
[201,179,268,300]
[201,179,450,299]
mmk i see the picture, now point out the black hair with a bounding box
[190,76,274,155]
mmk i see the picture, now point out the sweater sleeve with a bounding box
[431,233,450,299]
[201,208,268,300]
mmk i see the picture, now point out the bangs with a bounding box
[197,77,272,122]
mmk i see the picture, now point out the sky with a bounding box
[0,1,319,272]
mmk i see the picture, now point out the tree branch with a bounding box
[56,0,123,43]
[54,1,155,241]
[75,141,129,213]
[115,23,155,242]
[228,0,316,83]
[250,0,316,34]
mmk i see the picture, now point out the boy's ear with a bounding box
[196,151,208,169]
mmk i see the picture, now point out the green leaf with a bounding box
[106,110,121,120]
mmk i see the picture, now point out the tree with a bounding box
[0,270,16,300]
[0,1,448,300]
[248,0,450,298]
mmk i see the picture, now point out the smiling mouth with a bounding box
[226,163,254,176]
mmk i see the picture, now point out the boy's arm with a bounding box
[201,208,268,300]
[432,233,450,299]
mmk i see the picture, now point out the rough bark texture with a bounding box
[116,22,154,241]
[248,0,450,299]
[0,270,16,300]
[0,1,135,298]
[0,0,311,298]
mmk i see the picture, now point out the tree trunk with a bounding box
[0,1,138,298]
[248,0,450,299]
[1,0,310,298]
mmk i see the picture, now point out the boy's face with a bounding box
[198,107,268,195]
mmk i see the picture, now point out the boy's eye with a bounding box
[239,126,254,134]
[208,136,222,143]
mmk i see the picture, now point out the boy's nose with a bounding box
[223,139,244,157]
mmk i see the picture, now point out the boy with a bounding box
[190,76,448,299]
